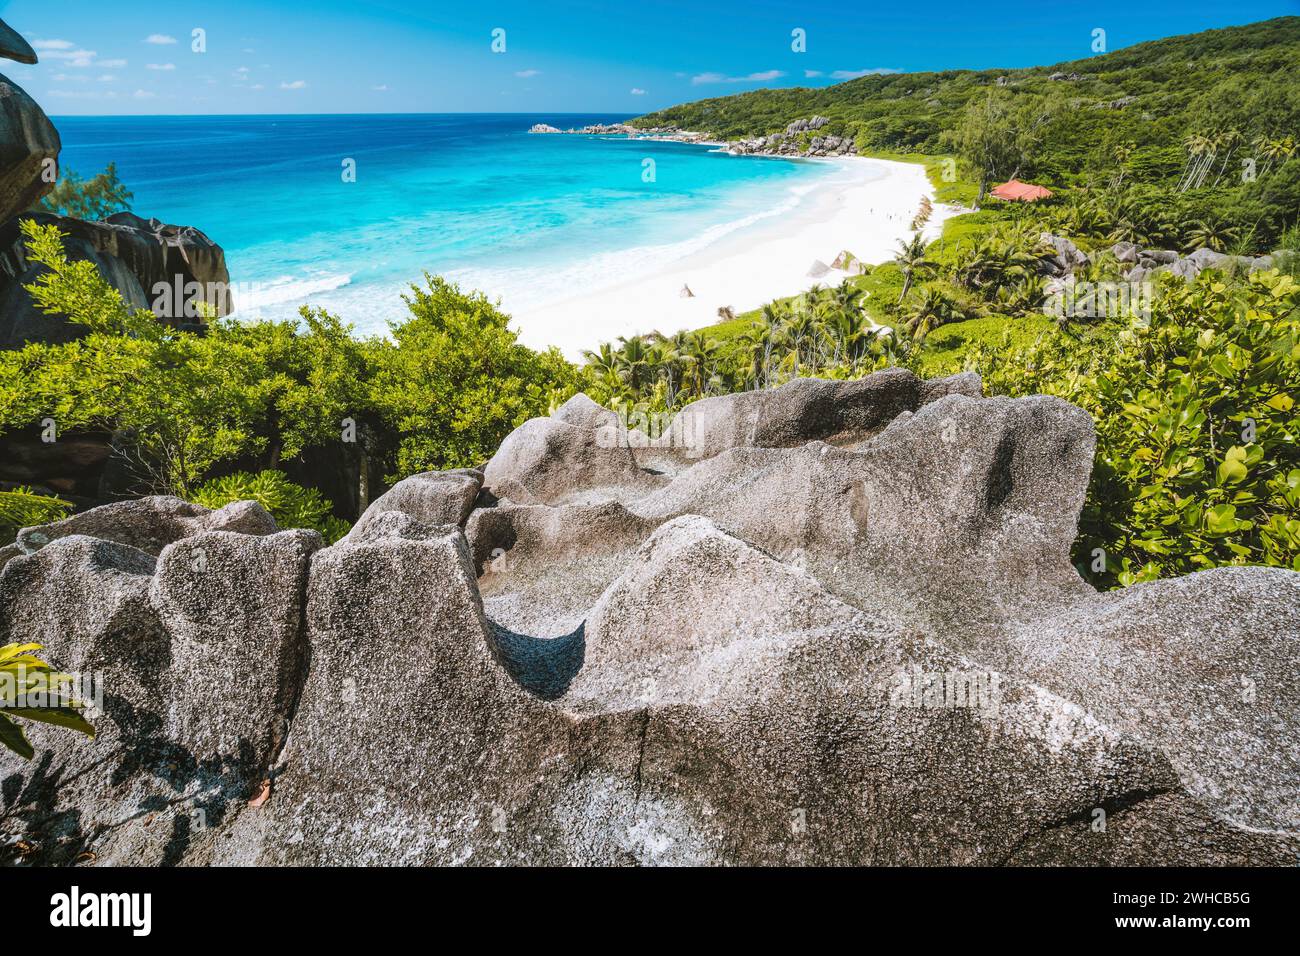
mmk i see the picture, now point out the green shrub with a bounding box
[0,486,72,546]
[191,470,350,544]
[36,163,132,221]
[0,642,95,760]
[964,270,1300,585]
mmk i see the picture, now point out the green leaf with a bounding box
[4,706,96,738]
[0,712,34,760]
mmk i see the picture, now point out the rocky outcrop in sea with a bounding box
[4,370,1297,865]
[528,116,857,159]
[0,18,235,350]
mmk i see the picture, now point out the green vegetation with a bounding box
[0,642,95,760]
[636,17,1300,252]
[0,221,576,531]
[190,470,351,544]
[36,163,133,221]
[936,271,1300,584]
[0,486,72,546]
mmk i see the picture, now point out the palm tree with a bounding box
[1212,128,1242,186]
[683,331,720,397]
[901,286,956,340]
[1184,218,1241,253]
[736,320,774,389]
[582,342,618,378]
[615,335,651,393]
[778,307,820,373]
[894,234,933,304]
[1178,132,1217,192]
[1256,135,1297,177]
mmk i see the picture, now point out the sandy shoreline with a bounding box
[516,155,964,358]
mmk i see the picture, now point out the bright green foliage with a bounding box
[635,17,1300,254]
[0,486,72,545]
[190,470,351,544]
[950,271,1300,585]
[35,163,133,221]
[0,642,95,760]
[10,220,265,496]
[0,225,578,512]
[369,275,578,477]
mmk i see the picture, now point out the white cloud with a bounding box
[372,84,388,91]
[36,40,127,69]
[133,89,156,99]
[39,48,98,66]
[804,70,823,78]
[691,69,784,85]
[514,69,540,78]
[830,67,901,79]
[51,73,90,82]
[97,74,116,82]
[46,89,118,100]
[146,63,176,71]
[280,80,307,89]
[145,34,177,45]
[630,87,646,95]
[251,84,264,90]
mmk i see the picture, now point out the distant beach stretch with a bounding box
[518,153,961,356]
[52,114,956,355]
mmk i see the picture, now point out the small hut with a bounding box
[989,179,1053,202]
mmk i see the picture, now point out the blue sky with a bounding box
[2,0,1296,115]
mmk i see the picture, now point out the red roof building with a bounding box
[989,179,1053,202]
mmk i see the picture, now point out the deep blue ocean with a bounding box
[52,113,830,335]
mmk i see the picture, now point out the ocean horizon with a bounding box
[53,113,836,339]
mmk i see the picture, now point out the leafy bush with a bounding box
[36,163,133,221]
[958,270,1299,585]
[0,486,72,545]
[369,275,579,477]
[0,642,95,760]
[190,470,350,544]
[2,225,577,510]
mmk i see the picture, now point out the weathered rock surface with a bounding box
[15,495,276,557]
[0,18,38,65]
[0,526,318,865]
[347,467,482,540]
[0,211,234,348]
[0,73,59,225]
[4,370,1298,866]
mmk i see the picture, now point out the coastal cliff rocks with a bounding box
[482,393,662,505]
[14,496,277,558]
[3,370,1299,866]
[0,527,318,865]
[527,118,856,159]
[348,467,482,541]
[0,211,234,349]
[0,20,37,66]
[0,18,57,223]
[1038,233,1275,287]
[0,74,60,226]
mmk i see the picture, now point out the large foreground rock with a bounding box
[4,370,1298,865]
[0,211,234,348]
[0,526,318,865]
[0,74,59,225]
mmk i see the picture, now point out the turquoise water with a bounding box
[52,114,832,334]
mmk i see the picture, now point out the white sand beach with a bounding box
[515,156,964,358]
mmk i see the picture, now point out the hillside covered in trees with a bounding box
[636,16,1300,248]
